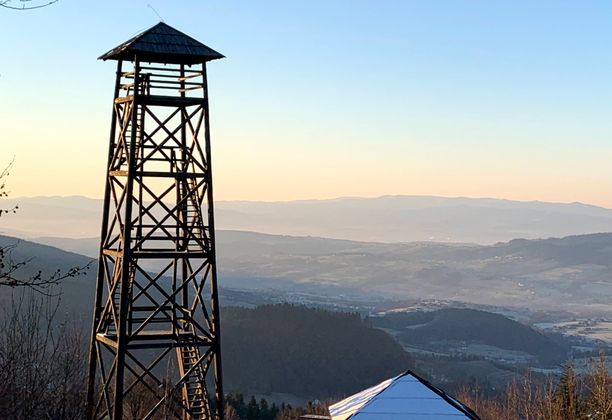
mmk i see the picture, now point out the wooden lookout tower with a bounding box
[86,23,225,419]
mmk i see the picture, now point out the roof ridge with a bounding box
[329,370,481,420]
[99,22,224,65]
[344,373,403,419]
[401,370,481,420]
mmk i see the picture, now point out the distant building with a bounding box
[327,370,480,419]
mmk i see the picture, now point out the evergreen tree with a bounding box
[246,396,259,419]
[226,393,247,418]
[556,361,582,419]
[259,398,271,420]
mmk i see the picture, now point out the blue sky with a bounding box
[1,1,612,205]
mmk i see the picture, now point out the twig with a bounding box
[0,0,58,10]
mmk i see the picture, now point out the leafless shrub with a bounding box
[0,290,87,419]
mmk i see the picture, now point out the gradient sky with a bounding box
[1,1,612,205]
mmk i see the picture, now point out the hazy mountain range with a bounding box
[3,195,612,244]
[3,194,612,317]
[1,194,607,399]
[0,234,583,394]
[10,230,612,318]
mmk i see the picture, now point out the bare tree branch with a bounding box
[0,242,93,295]
[0,291,87,418]
[0,160,92,294]
[0,0,58,10]
[0,159,17,217]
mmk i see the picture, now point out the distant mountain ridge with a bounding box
[4,194,612,243]
[22,230,612,317]
[213,231,612,315]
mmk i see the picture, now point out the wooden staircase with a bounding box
[105,261,136,337]
[177,337,211,418]
[186,176,208,250]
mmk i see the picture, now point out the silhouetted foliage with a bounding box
[556,360,583,418]
[587,352,612,419]
[457,356,612,420]
[0,292,86,419]
[225,393,328,420]
[0,162,93,418]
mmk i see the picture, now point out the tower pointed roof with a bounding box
[99,22,224,64]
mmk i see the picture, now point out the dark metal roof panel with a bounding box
[99,22,224,64]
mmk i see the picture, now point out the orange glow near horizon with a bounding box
[3,3,612,209]
[5,125,612,209]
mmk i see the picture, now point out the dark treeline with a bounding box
[224,393,329,420]
[0,294,610,419]
[222,304,414,398]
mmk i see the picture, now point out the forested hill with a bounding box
[222,304,413,399]
[371,308,568,365]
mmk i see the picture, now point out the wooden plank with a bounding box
[178,86,203,92]
[136,170,207,178]
[102,249,122,258]
[96,333,118,349]
[140,95,204,107]
[114,96,134,104]
[132,250,209,258]
[178,72,203,81]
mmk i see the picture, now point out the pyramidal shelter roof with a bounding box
[328,371,480,420]
[99,22,224,65]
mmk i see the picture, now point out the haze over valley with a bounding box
[3,195,612,322]
[6,194,612,243]
[2,193,612,404]
[2,194,612,412]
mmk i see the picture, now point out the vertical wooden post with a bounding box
[202,62,225,420]
[112,57,140,420]
[86,59,122,420]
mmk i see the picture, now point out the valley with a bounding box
[1,195,611,405]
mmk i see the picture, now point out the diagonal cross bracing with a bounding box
[87,55,224,420]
